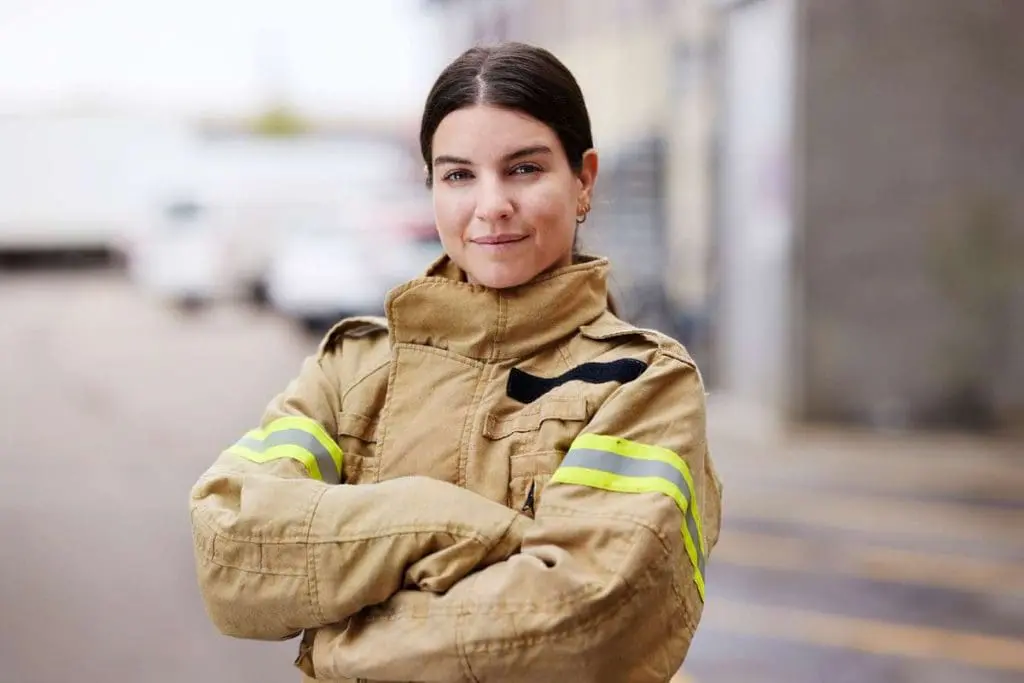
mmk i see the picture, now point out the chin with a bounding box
[467,263,537,289]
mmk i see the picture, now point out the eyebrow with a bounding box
[433,145,554,167]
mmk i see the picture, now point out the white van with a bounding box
[0,112,198,260]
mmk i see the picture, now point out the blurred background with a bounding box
[0,0,1020,682]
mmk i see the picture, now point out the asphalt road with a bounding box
[1,267,1021,682]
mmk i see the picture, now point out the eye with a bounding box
[442,169,473,183]
[510,163,542,176]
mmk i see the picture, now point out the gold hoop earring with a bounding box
[576,201,591,226]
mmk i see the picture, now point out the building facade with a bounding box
[704,0,1023,433]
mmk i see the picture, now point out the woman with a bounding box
[190,42,723,683]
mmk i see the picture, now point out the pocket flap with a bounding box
[484,395,588,440]
[336,412,377,442]
[579,316,655,342]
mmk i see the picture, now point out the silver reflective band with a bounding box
[237,429,341,485]
[561,447,705,575]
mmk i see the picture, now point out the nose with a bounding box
[474,177,514,223]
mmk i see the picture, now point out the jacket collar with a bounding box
[384,253,611,361]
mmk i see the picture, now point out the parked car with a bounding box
[200,131,426,307]
[265,214,442,334]
[127,198,225,311]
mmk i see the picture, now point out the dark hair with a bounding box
[419,42,594,187]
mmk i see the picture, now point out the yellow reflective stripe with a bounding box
[551,465,706,601]
[226,416,344,484]
[571,432,706,555]
[258,416,343,474]
[554,433,708,601]
[226,443,325,481]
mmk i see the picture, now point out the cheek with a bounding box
[432,189,470,240]
[522,183,576,236]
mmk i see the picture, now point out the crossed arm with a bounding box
[189,354,529,640]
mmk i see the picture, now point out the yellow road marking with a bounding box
[714,530,1024,595]
[726,489,1024,547]
[704,600,1024,672]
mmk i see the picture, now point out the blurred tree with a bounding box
[251,104,310,137]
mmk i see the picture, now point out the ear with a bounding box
[577,148,599,203]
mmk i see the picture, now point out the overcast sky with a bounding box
[0,0,445,118]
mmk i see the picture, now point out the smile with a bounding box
[471,235,528,246]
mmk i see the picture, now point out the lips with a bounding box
[471,234,527,245]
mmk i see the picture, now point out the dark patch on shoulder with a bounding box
[507,358,648,404]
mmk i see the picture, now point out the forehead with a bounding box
[432,104,558,159]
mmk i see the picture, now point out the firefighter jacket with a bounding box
[189,253,724,682]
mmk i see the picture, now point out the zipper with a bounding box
[521,480,536,516]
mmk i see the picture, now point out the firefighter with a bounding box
[190,41,723,683]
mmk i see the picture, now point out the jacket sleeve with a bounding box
[189,352,529,642]
[299,349,724,683]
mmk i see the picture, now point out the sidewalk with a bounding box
[686,394,1024,682]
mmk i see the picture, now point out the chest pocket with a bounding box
[335,412,378,485]
[482,395,590,516]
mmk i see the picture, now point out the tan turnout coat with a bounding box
[189,254,724,682]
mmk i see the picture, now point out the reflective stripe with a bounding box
[225,417,343,484]
[551,433,707,601]
[570,433,707,555]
